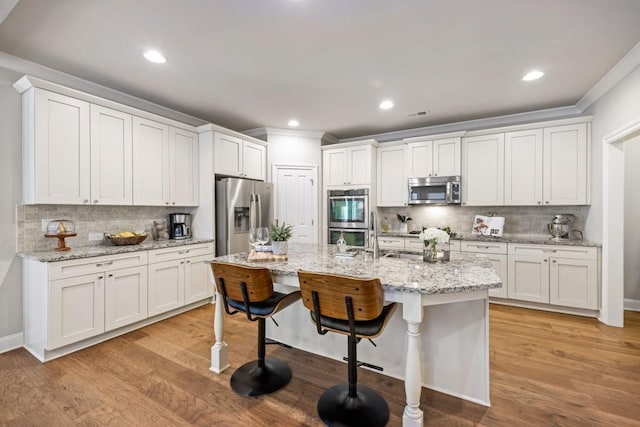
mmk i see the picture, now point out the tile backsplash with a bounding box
[378,205,590,237]
[17,205,196,252]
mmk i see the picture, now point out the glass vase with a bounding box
[423,241,450,262]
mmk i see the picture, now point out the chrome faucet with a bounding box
[367,211,380,259]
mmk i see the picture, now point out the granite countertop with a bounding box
[18,238,215,262]
[378,231,601,247]
[212,243,501,296]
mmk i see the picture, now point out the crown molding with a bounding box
[339,105,582,143]
[243,127,339,145]
[576,40,640,113]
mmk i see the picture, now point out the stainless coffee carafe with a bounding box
[547,214,582,240]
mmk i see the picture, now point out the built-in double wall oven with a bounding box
[327,188,369,247]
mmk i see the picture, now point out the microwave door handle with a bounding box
[446,182,452,203]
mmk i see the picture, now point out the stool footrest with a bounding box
[230,358,292,397]
[342,356,383,372]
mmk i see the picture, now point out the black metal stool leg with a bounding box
[317,336,389,427]
[230,318,293,397]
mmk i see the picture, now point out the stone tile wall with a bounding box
[17,205,196,252]
[377,205,590,237]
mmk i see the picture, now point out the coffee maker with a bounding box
[169,213,191,240]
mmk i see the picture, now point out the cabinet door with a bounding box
[48,274,104,349]
[504,129,543,206]
[348,146,372,185]
[486,254,508,298]
[214,133,243,177]
[550,258,598,309]
[34,89,90,204]
[148,260,185,316]
[377,145,407,206]
[242,140,266,181]
[184,255,214,304]
[461,134,504,206]
[433,137,461,177]
[406,140,433,178]
[507,255,549,303]
[170,127,199,206]
[90,105,133,205]
[132,117,170,205]
[104,265,148,331]
[323,148,348,186]
[543,123,588,205]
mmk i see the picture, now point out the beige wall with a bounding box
[0,74,23,341]
[624,135,640,301]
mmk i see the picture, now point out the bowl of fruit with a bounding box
[104,231,148,246]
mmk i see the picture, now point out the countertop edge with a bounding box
[378,232,601,247]
[18,238,215,262]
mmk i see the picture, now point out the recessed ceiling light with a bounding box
[288,119,299,127]
[379,100,394,110]
[144,50,166,64]
[522,70,544,81]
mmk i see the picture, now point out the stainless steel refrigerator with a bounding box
[215,177,273,256]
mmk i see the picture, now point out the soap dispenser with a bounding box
[336,231,347,253]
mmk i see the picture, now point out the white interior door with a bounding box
[273,165,318,244]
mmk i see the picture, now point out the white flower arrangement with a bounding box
[419,227,450,246]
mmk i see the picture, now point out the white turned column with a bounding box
[402,296,424,427]
[210,289,229,374]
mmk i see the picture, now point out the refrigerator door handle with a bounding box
[256,193,263,228]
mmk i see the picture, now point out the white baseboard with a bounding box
[0,332,24,354]
[624,298,640,312]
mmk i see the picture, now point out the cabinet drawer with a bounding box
[49,251,148,280]
[508,244,597,260]
[404,238,423,251]
[461,241,507,254]
[378,236,405,250]
[148,243,214,264]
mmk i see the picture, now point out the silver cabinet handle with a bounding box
[544,259,548,263]
[543,249,557,253]
[108,273,113,277]
[94,199,98,203]
[545,201,550,204]
[98,275,103,279]
[172,202,176,205]
[83,199,89,203]
[552,260,557,263]
[178,249,190,255]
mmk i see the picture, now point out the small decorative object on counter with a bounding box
[152,220,170,240]
[44,219,77,251]
[396,213,412,233]
[269,220,293,255]
[336,231,348,254]
[381,216,390,232]
[104,231,148,246]
[419,227,450,262]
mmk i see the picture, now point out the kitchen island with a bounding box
[210,243,501,427]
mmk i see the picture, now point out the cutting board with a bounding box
[247,249,288,262]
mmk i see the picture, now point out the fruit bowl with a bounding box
[104,232,148,246]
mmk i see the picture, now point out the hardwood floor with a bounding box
[1,304,639,426]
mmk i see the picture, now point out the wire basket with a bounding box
[104,232,148,246]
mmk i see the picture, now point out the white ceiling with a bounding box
[1,0,640,140]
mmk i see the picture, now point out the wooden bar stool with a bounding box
[211,262,301,397]
[298,270,397,427]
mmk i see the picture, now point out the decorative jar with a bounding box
[422,241,450,262]
[271,240,288,255]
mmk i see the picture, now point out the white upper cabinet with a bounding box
[504,129,543,205]
[405,137,461,178]
[406,140,433,178]
[323,143,375,187]
[170,127,199,206]
[17,77,199,206]
[461,133,505,206]
[214,132,266,181]
[90,105,133,205]
[543,123,588,205]
[27,88,91,204]
[132,118,198,206]
[132,117,171,205]
[377,144,407,207]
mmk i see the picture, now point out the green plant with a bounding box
[269,220,293,241]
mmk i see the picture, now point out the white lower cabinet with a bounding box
[104,265,148,332]
[148,243,214,316]
[507,244,598,309]
[461,241,508,299]
[23,242,213,362]
[49,273,105,349]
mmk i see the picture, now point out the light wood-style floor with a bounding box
[1,304,639,426]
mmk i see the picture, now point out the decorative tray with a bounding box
[104,232,148,246]
[247,249,288,262]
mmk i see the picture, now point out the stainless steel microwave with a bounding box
[408,176,461,205]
